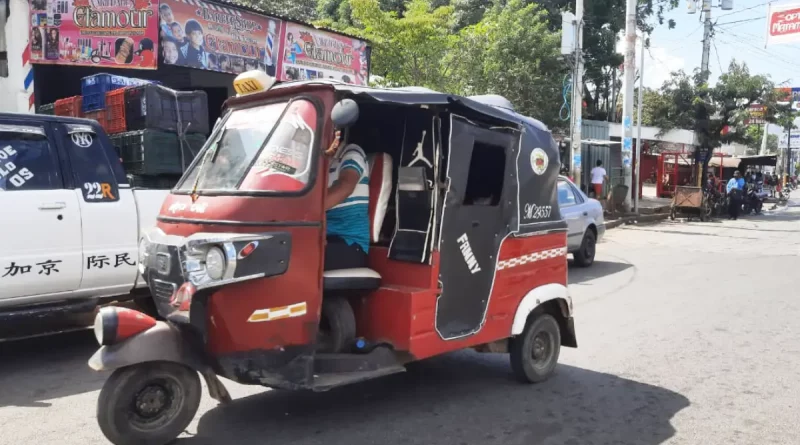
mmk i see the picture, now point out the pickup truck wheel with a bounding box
[317,296,356,353]
[573,230,596,267]
[509,314,561,383]
[97,362,201,445]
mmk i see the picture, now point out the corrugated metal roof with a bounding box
[211,0,370,44]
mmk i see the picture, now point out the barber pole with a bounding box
[23,41,35,112]
[264,20,276,67]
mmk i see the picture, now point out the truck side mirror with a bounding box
[331,99,359,128]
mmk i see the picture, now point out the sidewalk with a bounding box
[604,184,670,229]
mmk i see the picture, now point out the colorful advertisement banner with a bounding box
[766,3,800,46]
[278,23,369,85]
[159,0,283,75]
[29,0,159,69]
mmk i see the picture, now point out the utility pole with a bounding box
[621,0,637,209]
[570,0,584,189]
[633,35,645,213]
[700,0,712,76]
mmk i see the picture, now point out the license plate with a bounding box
[156,253,171,275]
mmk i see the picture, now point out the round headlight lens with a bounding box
[205,246,226,280]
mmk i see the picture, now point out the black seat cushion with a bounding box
[323,268,382,291]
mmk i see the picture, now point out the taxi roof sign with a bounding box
[233,70,277,97]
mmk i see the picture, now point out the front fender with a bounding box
[88,321,232,403]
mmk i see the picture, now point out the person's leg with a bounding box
[731,196,740,220]
[324,236,368,271]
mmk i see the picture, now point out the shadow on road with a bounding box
[568,260,633,285]
[0,330,102,408]
[185,352,689,445]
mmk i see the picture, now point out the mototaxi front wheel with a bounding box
[509,313,562,383]
[97,362,202,445]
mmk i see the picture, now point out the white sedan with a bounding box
[557,176,605,267]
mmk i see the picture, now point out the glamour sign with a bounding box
[766,3,800,45]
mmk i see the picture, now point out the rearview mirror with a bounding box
[331,99,359,128]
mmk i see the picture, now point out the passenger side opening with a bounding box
[463,142,506,206]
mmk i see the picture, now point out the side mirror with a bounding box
[331,99,359,128]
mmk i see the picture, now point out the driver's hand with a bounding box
[325,130,342,156]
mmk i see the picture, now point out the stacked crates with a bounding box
[110,84,209,186]
[81,73,153,113]
[54,96,83,118]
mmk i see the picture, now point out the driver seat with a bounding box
[323,153,393,291]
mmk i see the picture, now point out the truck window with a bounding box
[61,125,119,202]
[0,126,61,191]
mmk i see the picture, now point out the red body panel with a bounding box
[155,90,336,356]
[354,231,567,360]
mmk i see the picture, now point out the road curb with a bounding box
[606,213,669,230]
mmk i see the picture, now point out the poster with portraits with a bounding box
[29,0,159,69]
[277,22,370,85]
[158,0,282,75]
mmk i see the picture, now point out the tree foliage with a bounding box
[645,61,777,151]
[319,0,565,126]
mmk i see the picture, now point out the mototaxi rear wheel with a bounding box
[97,361,201,445]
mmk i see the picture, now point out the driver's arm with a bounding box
[325,169,360,210]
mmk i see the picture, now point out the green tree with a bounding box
[340,0,456,90]
[448,0,565,125]
[645,61,777,172]
[744,125,779,155]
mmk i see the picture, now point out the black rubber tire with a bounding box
[509,314,561,383]
[97,362,201,445]
[573,230,596,268]
[317,296,356,353]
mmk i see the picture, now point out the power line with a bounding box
[712,38,725,73]
[716,16,765,26]
[716,0,771,19]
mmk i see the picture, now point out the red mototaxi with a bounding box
[88,71,577,445]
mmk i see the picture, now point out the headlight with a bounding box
[93,311,105,345]
[205,246,226,280]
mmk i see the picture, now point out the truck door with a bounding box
[0,120,83,300]
[55,123,139,295]
[435,115,517,340]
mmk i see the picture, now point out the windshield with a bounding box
[179,99,318,193]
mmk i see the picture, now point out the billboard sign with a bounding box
[278,22,369,85]
[29,0,159,69]
[766,3,800,46]
[159,0,283,75]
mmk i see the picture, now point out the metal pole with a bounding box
[571,0,584,188]
[634,35,645,213]
[700,1,712,76]
[621,0,637,209]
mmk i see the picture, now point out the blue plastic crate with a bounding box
[81,74,157,112]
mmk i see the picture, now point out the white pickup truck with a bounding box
[0,112,169,328]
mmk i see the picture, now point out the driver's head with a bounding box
[734,170,741,178]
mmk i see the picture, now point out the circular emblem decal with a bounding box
[530,148,549,175]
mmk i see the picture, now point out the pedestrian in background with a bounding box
[590,159,608,199]
[726,170,745,220]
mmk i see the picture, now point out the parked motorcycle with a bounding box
[742,183,765,215]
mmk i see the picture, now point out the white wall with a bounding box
[0,0,31,113]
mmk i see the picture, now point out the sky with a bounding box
[628,0,800,90]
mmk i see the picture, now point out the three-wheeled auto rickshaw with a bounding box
[88,71,577,445]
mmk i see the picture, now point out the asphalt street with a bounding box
[1,202,799,445]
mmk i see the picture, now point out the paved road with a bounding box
[1,204,799,445]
